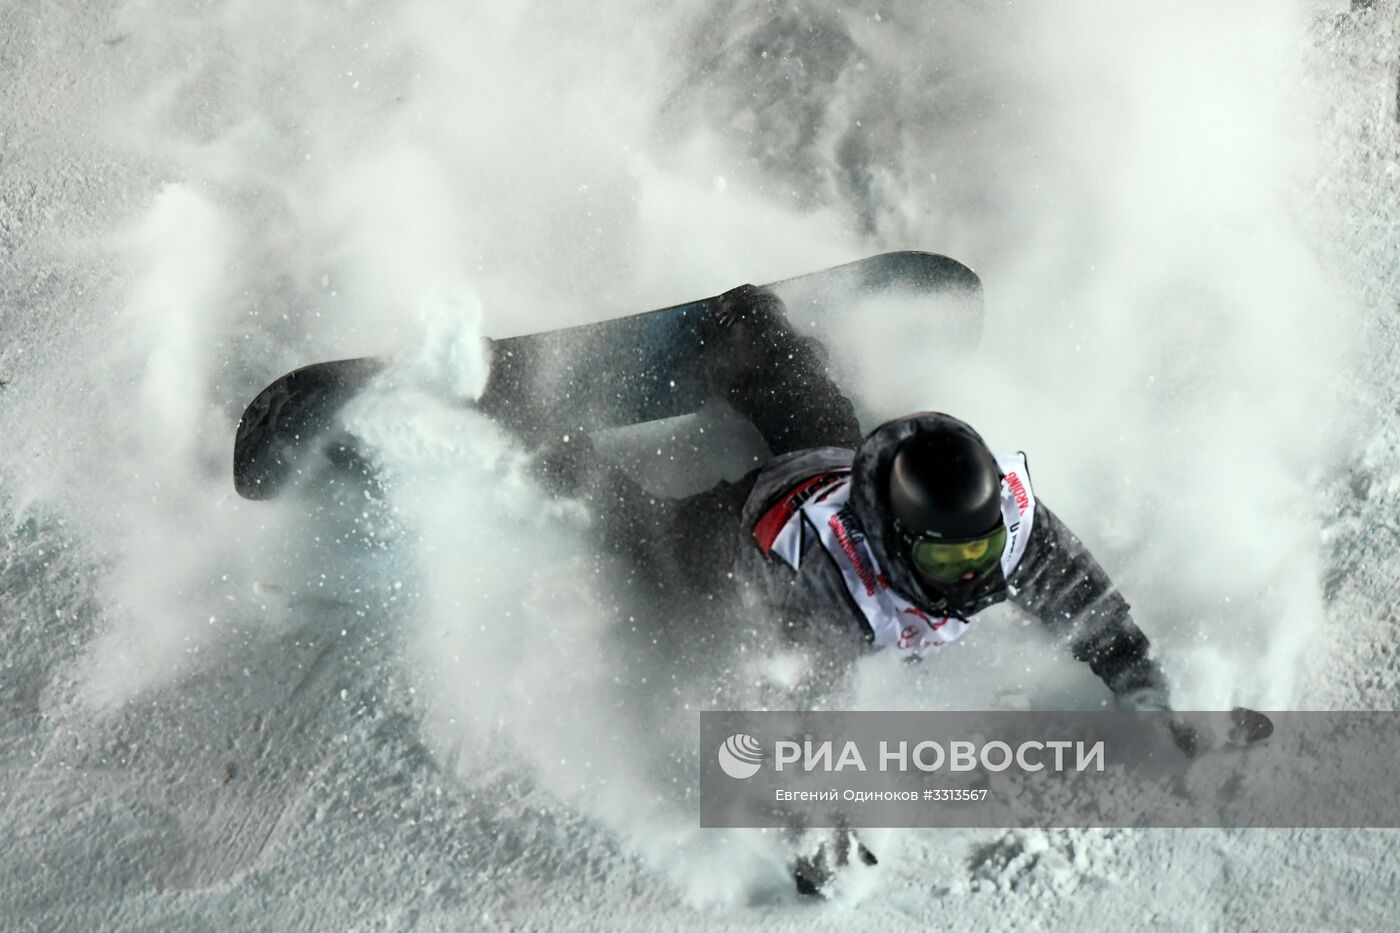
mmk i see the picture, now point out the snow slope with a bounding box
[4,0,1400,929]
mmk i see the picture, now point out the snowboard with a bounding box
[233,251,983,500]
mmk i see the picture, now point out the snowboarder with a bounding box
[537,283,1169,714]
[533,283,1270,895]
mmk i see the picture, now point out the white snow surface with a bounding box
[3,0,1400,929]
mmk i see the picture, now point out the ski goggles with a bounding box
[906,525,1007,584]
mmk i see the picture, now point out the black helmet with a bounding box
[885,419,1007,600]
[887,423,1003,541]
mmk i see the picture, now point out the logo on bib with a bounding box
[828,506,883,596]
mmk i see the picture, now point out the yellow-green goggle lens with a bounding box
[909,526,1007,584]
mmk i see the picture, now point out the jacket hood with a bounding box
[848,411,1009,616]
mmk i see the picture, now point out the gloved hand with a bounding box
[1115,689,1272,759]
[1158,708,1275,759]
[1166,708,1274,759]
[1166,717,1203,759]
[1116,688,1200,757]
[1226,706,1274,745]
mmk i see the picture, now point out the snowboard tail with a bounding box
[233,251,983,499]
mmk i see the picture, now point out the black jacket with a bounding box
[732,440,1169,707]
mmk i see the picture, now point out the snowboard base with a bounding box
[233,252,983,500]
